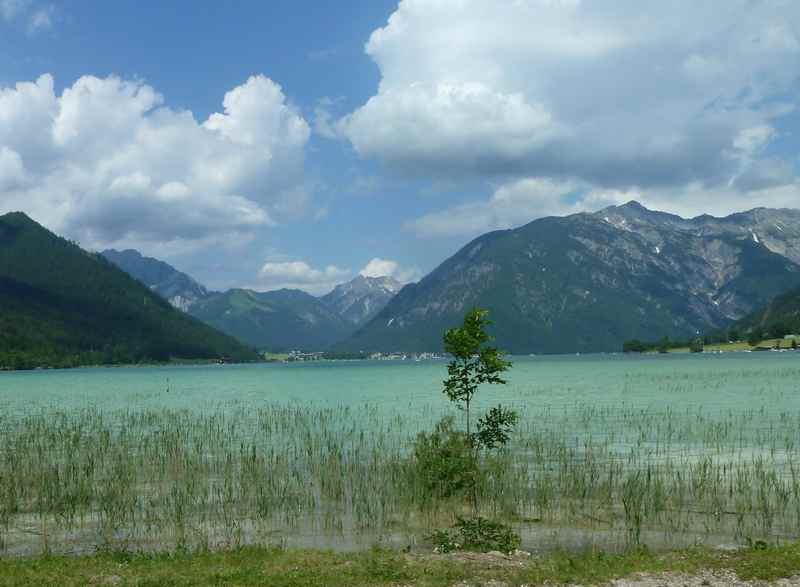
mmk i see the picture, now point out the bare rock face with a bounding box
[101,249,210,311]
[342,202,800,354]
[321,274,403,327]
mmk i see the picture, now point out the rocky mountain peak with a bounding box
[321,274,403,326]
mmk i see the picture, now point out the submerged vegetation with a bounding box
[3,396,800,556]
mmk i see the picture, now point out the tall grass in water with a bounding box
[2,398,800,554]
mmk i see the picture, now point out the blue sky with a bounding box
[1,1,799,293]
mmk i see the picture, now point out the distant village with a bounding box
[278,350,445,362]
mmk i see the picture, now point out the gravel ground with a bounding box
[447,571,800,587]
[422,551,800,587]
[600,570,800,587]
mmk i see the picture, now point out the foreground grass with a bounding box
[2,544,800,587]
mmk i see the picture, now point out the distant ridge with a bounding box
[189,288,353,351]
[102,249,210,311]
[100,255,407,351]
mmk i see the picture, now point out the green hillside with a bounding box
[734,285,800,340]
[0,212,258,369]
[190,288,353,351]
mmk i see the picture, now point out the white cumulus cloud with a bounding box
[342,0,800,187]
[0,73,311,252]
[360,257,420,283]
[256,260,350,294]
[344,0,800,236]
[407,178,636,238]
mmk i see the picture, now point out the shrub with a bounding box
[413,417,478,500]
[429,516,520,554]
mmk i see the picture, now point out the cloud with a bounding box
[407,178,635,238]
[0,146,25,190]
[1,0,52,33]
[256,260,350,294]
[313,96,345,140]
[360,257,420,283]
[0,73,311,252]
[408,174,800,239]
[0,0,29,21]
[340,1,800,195]
[26,5,51,32]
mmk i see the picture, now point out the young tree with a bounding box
[443,308,513,443]
[417,308,521,548]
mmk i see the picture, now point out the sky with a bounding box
[1,1,800,294]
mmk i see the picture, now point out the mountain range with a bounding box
[12,202,800,368]
[87,202,800,355]
[0,212,258,369]
[342,202,800,353]
[190,276,402,351]
[102,249,404,351]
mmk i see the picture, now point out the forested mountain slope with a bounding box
[0,212,258,368]
[189,288,353,351]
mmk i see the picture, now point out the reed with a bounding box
[4,360,800,555]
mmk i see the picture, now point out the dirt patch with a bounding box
[413,549,533,571]
[88,575,122,586]
[596,570,800,587]
[447,573,800,587]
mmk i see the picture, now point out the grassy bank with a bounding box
[2,543,800,586]
[660,339,793,353]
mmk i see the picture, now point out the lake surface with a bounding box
[3,351,800,556]
[3,351,800,417]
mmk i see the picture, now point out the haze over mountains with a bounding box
[64,203,800,355]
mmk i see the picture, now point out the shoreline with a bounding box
[4,344,800,373]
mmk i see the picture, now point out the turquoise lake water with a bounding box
[4,351,800,555]
[2,351,799,417]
